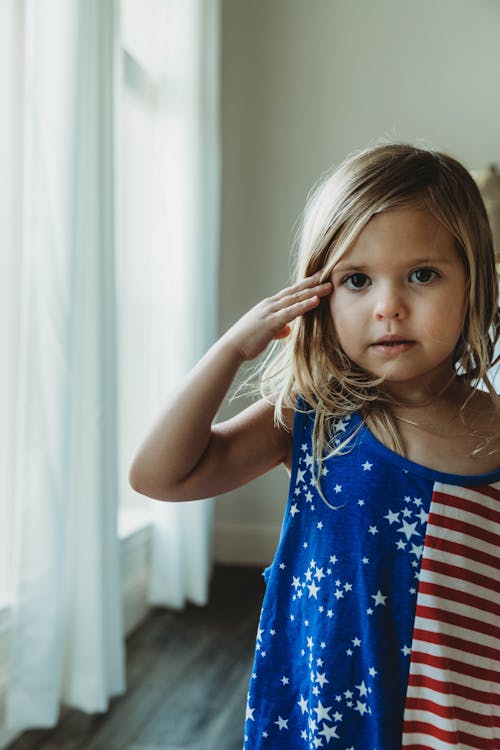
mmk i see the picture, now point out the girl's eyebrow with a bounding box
[332,256,455,274]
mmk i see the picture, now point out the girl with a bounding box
[129,143,500,749]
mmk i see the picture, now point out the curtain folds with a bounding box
[6,0,125,729]
[145,0,220,609]
[5,0,220,733]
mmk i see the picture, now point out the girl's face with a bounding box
[329,207,468,398]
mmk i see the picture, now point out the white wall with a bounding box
[215,0,500,566]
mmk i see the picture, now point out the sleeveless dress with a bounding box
[243,405,500,750]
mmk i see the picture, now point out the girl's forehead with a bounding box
[329,207,458,270]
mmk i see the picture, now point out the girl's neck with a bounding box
[378,382,499,475]
[380,362,461,408]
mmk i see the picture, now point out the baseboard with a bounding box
[213,521,280,568]
[120,522,152,636]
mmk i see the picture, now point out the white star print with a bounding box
[316,672,329,687]
[274,716,288,730]
[416,508,428,524]
[313,700,332,721]
[368,525,378,535]
[355,700,368,715]
[362,460,372,471]
[371,590,387,606]
[401,645,411,656]
[245,703,255,721]
[356,680,368,696]
[298,694,309,714]
[384,509,400,524]
[398,520,420,541]
[319,722,339,741]
[410,543,423,558]
[290,503,300,517]
[308,581,320,599]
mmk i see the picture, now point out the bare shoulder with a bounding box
[463,388,500,436]
[462,387,500,470]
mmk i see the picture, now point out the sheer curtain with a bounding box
[4,0,220,732]
[5,0,125,730]
[145,0,220,610]
[118,0,220,610]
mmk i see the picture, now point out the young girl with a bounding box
[129,143,500,749]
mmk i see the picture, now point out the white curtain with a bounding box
[4,0,220,732]
[6,0,125,730]
[133,0,220,610]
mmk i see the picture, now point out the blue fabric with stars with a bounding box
[243,402,500,750]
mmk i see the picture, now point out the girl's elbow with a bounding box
[128,465,188,503]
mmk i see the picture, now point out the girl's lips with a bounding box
[370,339,416,355]
[372,339,415,345]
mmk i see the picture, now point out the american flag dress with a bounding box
[243,404,500,750]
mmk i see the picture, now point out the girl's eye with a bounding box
[409,267,439,284]
[344,273,370,290]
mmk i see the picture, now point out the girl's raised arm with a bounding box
[128,273,332,501]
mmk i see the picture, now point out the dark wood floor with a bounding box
[7,565,265,750]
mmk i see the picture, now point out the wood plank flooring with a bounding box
[6,565,265,750]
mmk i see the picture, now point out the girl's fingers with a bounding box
[274,275,320,299]
[275,281,331,311]
[271,295,321,330]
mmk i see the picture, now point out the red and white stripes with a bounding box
[402,481,500,750]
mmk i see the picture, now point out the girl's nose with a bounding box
[373,287,408,320]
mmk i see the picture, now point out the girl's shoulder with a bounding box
[396,385,499,475]
[464,386,499,440]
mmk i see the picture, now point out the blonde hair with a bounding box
[252,141,499,498]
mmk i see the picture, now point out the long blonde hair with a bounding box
[254,142,499,492]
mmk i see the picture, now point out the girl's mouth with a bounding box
[370,338,416,355]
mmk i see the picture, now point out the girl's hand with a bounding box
[224,273,332,361]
